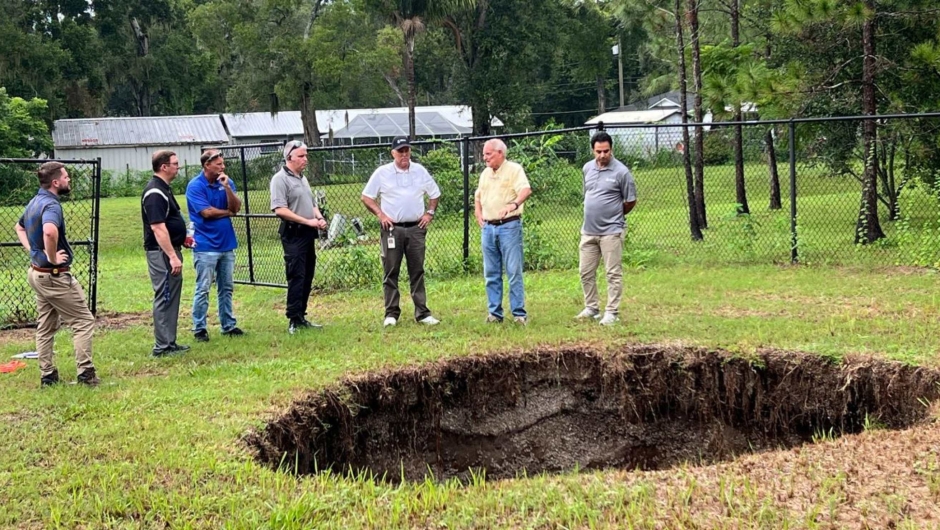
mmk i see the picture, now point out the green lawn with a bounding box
[3,165,940,528]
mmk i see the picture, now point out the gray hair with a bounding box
[484,139,507,153]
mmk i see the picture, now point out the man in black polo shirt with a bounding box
[142,150,191,357]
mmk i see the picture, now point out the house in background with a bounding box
[586,90,756,158]
[52,115,229,178]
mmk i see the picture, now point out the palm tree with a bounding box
[367,0,474,139]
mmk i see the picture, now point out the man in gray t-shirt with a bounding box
[576,131,637,326]
[270,140,328,334]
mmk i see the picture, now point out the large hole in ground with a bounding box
[246,346,940,482]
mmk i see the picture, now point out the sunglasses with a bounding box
[285,140,305,159]
[204,152,223,164]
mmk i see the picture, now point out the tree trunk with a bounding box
[300,81,321,147]
[766,128,782,210]
[687,0,707,228]
[405,32,417,141]
[596,75,606,114]
[731,0,748,214]
[676,0,703,241]
[854,1,884,244]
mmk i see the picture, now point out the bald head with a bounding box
[482,139,508,170]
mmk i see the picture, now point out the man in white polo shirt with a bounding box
[362,137,442,327]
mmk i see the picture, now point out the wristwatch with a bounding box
[426,209,435,216]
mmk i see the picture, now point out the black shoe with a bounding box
[77,368,100,387]
[288,319,321,334]
[170,343,191,352]
[194,330,209,342]
[152,344,188,357]
[40,369,60,387]
[221,327,244,337]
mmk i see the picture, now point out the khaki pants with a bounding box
[579,232,624,315]
[26,268,95,377]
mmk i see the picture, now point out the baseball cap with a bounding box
[391,137,411,151]
[283,140,307,160]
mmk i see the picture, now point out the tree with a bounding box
[674,0,704,241]
[0,88,53,158]
[687,0,707,229]
[366,0,474,140]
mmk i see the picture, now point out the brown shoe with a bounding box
[77,368,100,387]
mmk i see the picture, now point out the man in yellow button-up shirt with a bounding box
[474,139,532,325]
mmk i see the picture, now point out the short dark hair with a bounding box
[200,150,223,167]
[37,162,65,189]
[152,150,177,173]
[591,132,613,149]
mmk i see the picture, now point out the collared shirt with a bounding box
[474,160,531,221]
[18,188,73,268]
[270,166,317,220]
[581,157,637,236]
[186,171,238,252]
[362,161,441,223]
[141,176,187,251]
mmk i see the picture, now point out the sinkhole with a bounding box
[245,346,940,482]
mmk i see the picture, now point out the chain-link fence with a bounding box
[213,113,940,290]
[0,159,101,328]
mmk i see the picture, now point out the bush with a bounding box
[701,129,732,166]
[418,148,464,218]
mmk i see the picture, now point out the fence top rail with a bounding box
[206,112,940,153]
[1,158,101,164]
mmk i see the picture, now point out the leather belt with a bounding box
[393,221,420,228]
[486,216,520,226]
[31,265,69,275]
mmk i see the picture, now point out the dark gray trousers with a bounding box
[147,249,183,351]
[380,224,431,321]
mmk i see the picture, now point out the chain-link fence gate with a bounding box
[0,158,101,328]
[208,112,940,290]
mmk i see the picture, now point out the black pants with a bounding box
[280,223,318,321]
[380,224,431,321]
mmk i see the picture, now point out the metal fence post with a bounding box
[91,158,102,315]
[461,136,471,271]
[240,147,256,283]
[789,120,798,264]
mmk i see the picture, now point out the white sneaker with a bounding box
[383,317,397,327]
[575,308,600,320]
[418,316,440,325]
[598,312,619,326]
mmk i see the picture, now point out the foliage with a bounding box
[0,88,53,158]
[701,129,733,166]
[418,147,464,218]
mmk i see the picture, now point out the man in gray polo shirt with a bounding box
[576,131,637,326]
[362,136,441,327]
[270,140,328,334]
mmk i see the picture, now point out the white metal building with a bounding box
[52,115,229,177]
[586,108,713,157]
[222,105,500,145]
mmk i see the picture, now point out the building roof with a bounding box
[53,115,229,148]
[222,105,500,139]
[585,109,682,125]
[331,111,470,138]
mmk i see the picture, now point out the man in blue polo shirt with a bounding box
[186,149,244,342]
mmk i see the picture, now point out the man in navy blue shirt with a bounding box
[186,149,243,342]
[15,162,99,387]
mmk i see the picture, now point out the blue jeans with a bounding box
[482,220,526,320]
[192,250,237,333]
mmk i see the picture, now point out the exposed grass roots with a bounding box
[246,345,940,482]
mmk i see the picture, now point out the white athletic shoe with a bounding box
[598,312,619,326]
[575,308,600,320]
[383,317,397,327]
[418,316,440,325]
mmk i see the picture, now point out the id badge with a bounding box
[387,235,396,249]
